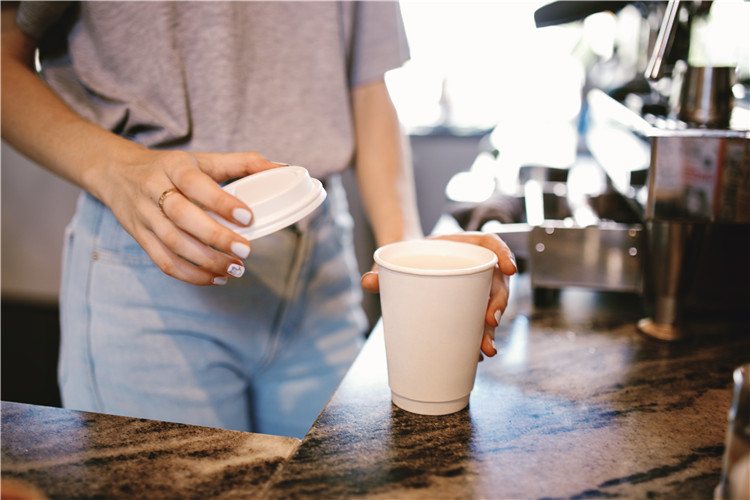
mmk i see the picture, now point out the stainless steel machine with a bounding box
[448,0,749,340]
[586,88,749,341]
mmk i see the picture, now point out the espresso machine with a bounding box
[448,0,749,340]
[588,0,749,341]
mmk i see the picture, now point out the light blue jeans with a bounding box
[58,177,366,438]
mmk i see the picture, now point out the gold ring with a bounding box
[158,188,179,216]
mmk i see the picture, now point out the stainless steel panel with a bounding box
[528,222,643,292]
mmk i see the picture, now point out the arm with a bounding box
[1,3,276,286]
[354,79,517,357]
[350,79,423,248]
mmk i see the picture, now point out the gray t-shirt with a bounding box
[17,1,409,178]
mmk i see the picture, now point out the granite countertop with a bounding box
[2,275,748,499]
[262,275,750,499]
[1,402,299,499]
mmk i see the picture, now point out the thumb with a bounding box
[361,269,379,293]
[194,151,280,184]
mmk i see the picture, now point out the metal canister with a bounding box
[678,66,736,129]
[715,364,750,500]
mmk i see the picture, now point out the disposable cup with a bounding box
[374,239,497,415]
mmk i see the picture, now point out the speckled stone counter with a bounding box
[262,275,750,499]
[3,275,748,499]
[1,402,299,499]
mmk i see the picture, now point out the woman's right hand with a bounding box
[98,148,280,286]
[2,4,280,286]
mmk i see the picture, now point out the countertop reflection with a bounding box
[1,402,299,499]
[262,275,750,499]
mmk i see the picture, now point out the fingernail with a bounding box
[494,310,502,325]
[227,263,245,278]
[272,161,290,166]
[491,339,497,351]
[231,241,251,259]
[233,208,253,226]
[510,257,518,273]
[213,276,228,286]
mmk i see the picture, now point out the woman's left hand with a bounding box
[361,232,517,358]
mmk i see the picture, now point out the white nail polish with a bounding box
[227,263,245,278]
[494,310,502,325]
[231,241,251,259]
[233,208,253,226]
[213,276,228,286]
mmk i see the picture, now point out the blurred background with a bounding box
[3,0,749,406]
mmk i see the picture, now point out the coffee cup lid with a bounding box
[209,166,326,241]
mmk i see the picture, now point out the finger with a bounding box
[152,201,247,278]
[473,232,517,276]
[361,271,380,293]
[361,261,380,293]
[480,324,498,357]
[136,228,230,286]
[165,155,255,228]
[485,266,510,326]
[433,232,517,276]
[491,235,518,277]
[160,188,253,262]
[192,151,280,183]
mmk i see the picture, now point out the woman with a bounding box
[1,1,516,438]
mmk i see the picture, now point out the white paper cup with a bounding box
[374,239,497,415]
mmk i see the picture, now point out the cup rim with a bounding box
[374,239,498,276]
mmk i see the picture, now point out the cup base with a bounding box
[391,392,470,415]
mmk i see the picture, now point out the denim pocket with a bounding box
[93,205,155,267]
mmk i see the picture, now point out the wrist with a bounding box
[81,132,151,204]
[374,225,423,248]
